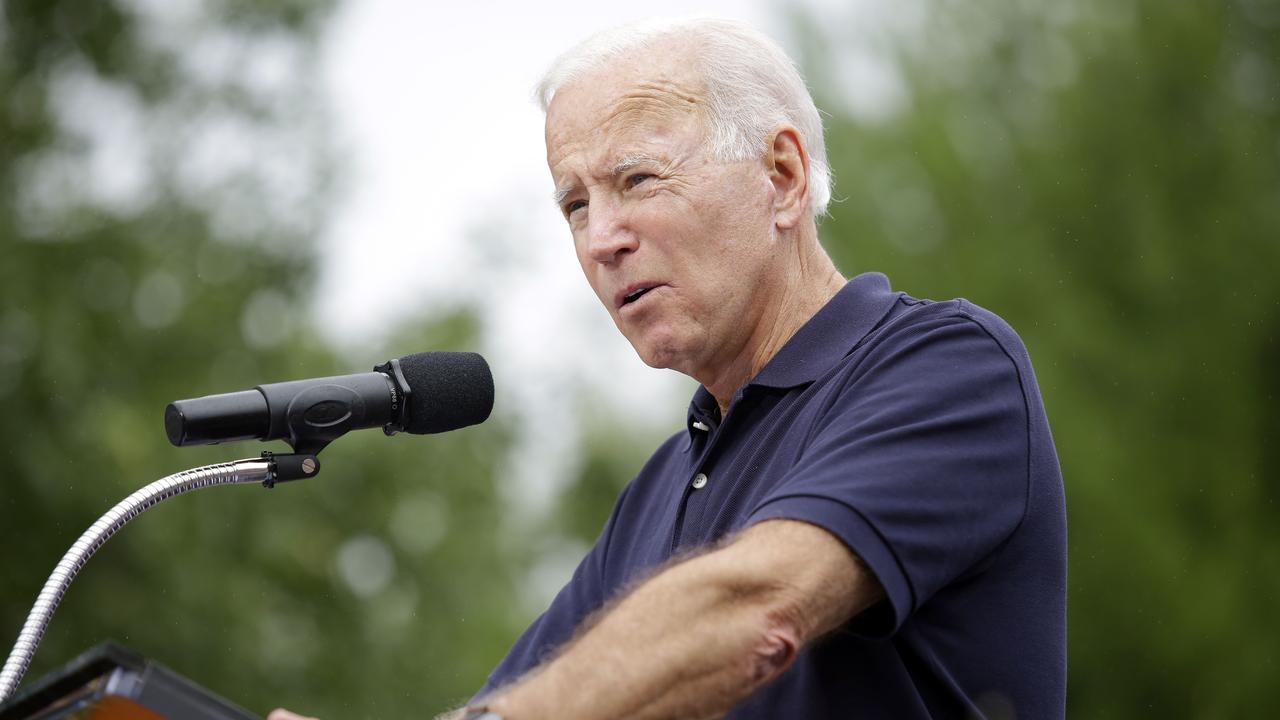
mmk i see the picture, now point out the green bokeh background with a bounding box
[2,0,1276,716]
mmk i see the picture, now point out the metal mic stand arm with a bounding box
[0,452,318,702]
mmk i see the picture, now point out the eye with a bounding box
[564,199,587,218]
[626,173,653,189]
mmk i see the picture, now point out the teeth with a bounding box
[624,287,650,304]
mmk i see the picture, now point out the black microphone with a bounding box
[164,352,494,454]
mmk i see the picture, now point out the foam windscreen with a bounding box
[397,351,494,434]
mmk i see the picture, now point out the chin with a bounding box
[628,328,695,374]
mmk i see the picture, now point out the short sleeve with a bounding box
[747,313,1030,637]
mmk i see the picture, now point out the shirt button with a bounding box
[692,473,708,489]
[692,421,710,432]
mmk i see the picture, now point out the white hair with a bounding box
[536,17,833,218]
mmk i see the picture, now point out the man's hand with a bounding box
[270,704,465,718]
[482,519,884,720]
[268,709,319,720]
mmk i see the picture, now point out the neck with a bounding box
[702,227,844,417]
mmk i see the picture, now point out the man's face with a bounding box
[545,48,783,380]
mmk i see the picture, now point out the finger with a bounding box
[267,709,319,720]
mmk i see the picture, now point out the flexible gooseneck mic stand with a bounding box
[0,451,319,702]
[0,354,468,703]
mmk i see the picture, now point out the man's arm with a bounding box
[479,518,884,720]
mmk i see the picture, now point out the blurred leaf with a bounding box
[0,1,525,716]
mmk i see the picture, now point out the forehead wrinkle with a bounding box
[546,74,706,206]
[630,79,704,108]
[589,88,705,180]
[606,81,705,130]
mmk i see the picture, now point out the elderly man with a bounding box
[276,16,1065,720]
[461,18,1067,720]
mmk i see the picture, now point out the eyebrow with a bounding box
[552,152,665,207]
[612,152,662,175]
[552,185,573,207]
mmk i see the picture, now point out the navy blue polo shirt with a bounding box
[479,273,1066,718]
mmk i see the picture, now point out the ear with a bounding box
[765,127,810,230]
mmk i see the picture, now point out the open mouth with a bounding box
[622,287,654,306]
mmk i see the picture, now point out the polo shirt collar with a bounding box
[750,272,901,390]
[685,272,902,434]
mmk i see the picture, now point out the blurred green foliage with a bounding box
[0,1,525,717]
[2,0,1277,717]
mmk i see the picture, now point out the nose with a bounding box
[584,199,638,265]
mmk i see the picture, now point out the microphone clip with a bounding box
[372,357,413,436]
[260,451,321,488]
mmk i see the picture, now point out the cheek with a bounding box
[577,256,614,307]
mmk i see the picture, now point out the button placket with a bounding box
[672,405,726,553]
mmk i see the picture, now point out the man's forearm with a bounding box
[492,559,789,718]
[482,520,881,720]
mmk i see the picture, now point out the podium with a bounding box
[0,642,258,720]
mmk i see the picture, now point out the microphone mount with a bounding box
[0,455,317,702]
[273,356,412,457]
[259,450,322,488]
